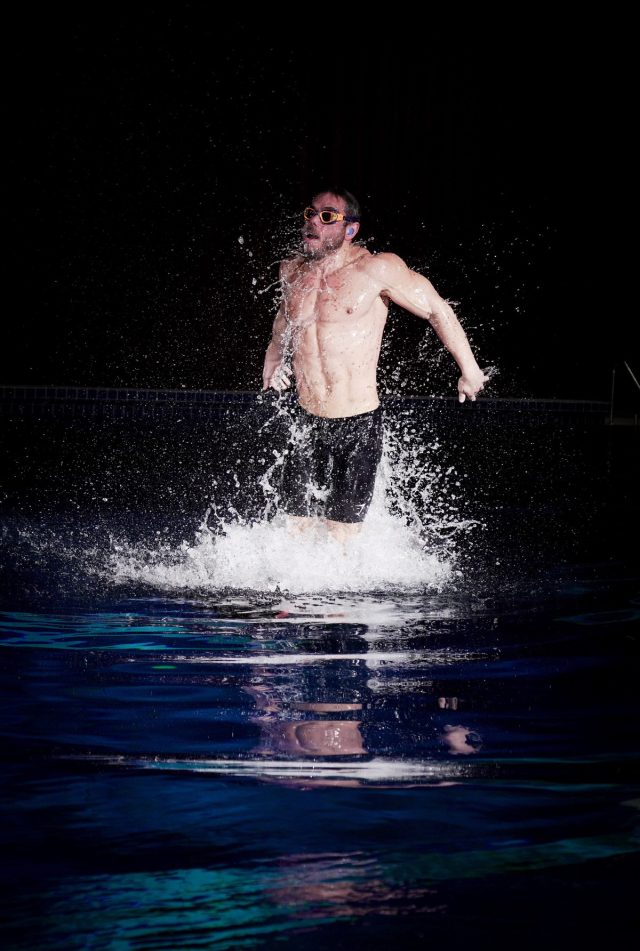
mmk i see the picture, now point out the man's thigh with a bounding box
[279,419,330,517]
[325,409,383,523]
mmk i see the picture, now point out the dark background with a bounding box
[2,11,633,403]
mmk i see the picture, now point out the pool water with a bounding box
[1,400,639,948]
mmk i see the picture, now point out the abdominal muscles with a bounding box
[293,316,385,418]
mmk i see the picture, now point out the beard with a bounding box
[301,229,346,260]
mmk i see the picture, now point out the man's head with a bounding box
[301,188,361,259]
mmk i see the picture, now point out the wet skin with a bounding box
[262,192,487,536]
[263,191,487,418]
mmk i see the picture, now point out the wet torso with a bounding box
[281,246,389,418]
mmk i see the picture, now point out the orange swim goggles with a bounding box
[303,207,360,225]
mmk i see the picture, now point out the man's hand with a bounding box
[457,367,488,403]
[263,362,292,393]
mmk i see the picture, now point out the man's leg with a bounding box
[323,407,383,537]
[281,407,382,544]
[279,410,324,527]
[287,514,360,542]
[325,519,362,543]
[286,514,320,535]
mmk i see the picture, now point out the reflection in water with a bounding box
[240,621,484,787]
[23,602,491,787]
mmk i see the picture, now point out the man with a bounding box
[262,188,487,542]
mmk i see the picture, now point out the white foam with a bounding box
[106,509,454,594]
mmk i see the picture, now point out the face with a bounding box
[301,191,355,259]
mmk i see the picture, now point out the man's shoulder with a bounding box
[279,256,303,280]
[361,250,406,268]
[358,250,407,281]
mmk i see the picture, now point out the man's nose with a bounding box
[304,220,321,237]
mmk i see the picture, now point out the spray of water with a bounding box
[105,399,482,595]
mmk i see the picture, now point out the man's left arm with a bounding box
[366,253,487,402]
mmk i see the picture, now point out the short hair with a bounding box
[311,187,361,222]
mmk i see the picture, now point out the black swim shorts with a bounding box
[279,404,383,524]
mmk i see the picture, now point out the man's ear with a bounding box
[346,222,360,240]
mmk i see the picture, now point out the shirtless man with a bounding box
[262,188,487,542]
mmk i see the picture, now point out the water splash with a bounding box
[104,405,481,595]
[0,392,486,600]
[106,509,455,595]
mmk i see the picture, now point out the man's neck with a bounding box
[304,243,353,274]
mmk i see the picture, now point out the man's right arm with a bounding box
[262,304,291,391]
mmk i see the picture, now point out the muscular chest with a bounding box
[285,267,376,326]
